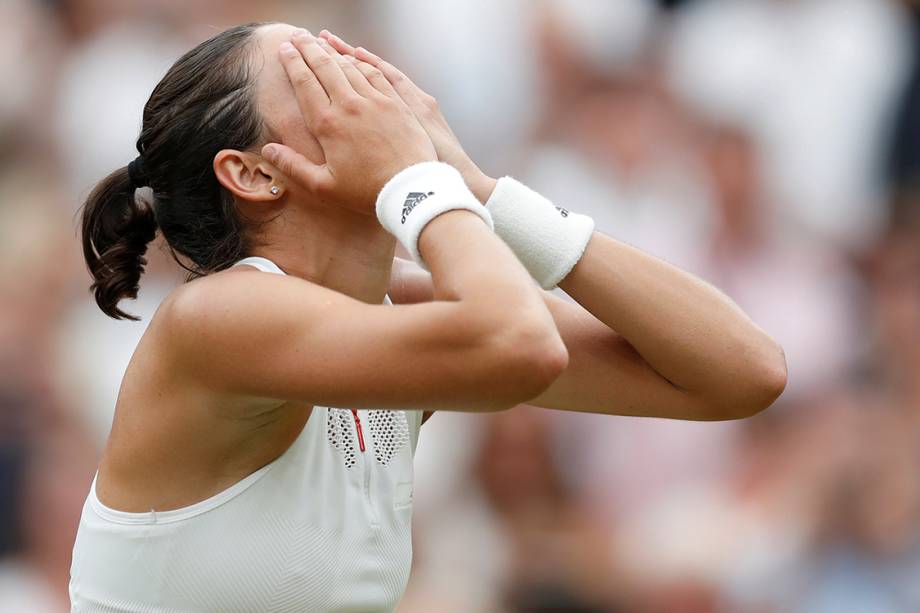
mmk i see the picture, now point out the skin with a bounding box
[315,30,788,420]
[94,24,786,513]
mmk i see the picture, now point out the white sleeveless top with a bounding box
[69,257,423,613]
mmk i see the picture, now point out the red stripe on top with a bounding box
[350,409,366,452]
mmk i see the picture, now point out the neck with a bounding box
[251,201,397,304]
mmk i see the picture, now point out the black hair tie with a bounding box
[127,156,149,189]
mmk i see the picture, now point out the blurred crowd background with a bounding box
[2,0,919,611]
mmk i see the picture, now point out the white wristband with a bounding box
[376,161,493,268]
[485,177,595,289]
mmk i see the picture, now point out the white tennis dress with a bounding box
[69,256,423,613]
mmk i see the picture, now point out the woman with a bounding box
[69,22,786,613]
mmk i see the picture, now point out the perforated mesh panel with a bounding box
[367,410,410,466]
[326,408,357,469]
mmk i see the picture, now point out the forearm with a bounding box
[415,210,568,402]
[419,210,548,319]
[377,162,549,320]
[482,176,786,417]
[559,233,786,405]
[377,163,567,397]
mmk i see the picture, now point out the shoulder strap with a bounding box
[234,257,394,307]
[232,256,286,275]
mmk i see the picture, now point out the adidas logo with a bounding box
[401,191,435,224]
[554,205,570,218]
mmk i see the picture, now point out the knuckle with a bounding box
[314,177,334,195]
[315,112,338,134]
[423,94,439,111]
[292,72,314,88]
[340,96,363,115]
[301,171,320,192]
[373,95,397,111]
[313,54,334,68]
[278,157,294,175]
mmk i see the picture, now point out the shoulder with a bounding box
[160,267,273,329]
[145,266,340,398]
[152,267,315,362]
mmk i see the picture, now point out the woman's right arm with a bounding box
[159,29,567,413]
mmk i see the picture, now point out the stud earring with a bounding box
[270,185,280,195]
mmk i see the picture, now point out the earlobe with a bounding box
[213,150,284,202]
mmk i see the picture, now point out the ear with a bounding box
[213,149,284,202]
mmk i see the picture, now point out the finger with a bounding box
[352,59,400,99]
[354,46,387,69]
[262,143,334,194]
[278,41,329,123]
[290,29,354,102]
[354,47,426,109]
[316,37,377,98]
[320,33,423,108]
[320,34,428,112]
[319,30,358,57]
[317,32,395,101]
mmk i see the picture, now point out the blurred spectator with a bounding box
[694,122,862,397]
[0,0,60,156]
[667,0,910,250]
[0,383,95,612]
[887,0,920,220]
[403,408,628,613]
[865,211,920,409]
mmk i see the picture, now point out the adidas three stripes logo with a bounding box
[401,191,435,224]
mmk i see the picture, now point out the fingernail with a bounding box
[262,144,278,161]
[279,42,296,55]
[293,28,311,39]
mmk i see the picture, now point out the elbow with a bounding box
[488,317,569,408]
[520,333,570,397]
[748,340,788,416]
[717,341,788,420]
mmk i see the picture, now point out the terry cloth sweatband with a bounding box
[376,161,493,268]
[485,177,595,289]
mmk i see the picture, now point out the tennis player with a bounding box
[69,23,786,613]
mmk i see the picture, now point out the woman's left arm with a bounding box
[391,230,786,422]
[531,233,786,420]
[323,32,787,420]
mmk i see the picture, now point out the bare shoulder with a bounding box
[158,267,281,333]
[151,267,323,368]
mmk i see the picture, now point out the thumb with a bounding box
[262,143,333,194]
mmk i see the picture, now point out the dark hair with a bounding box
[81,22,267,320]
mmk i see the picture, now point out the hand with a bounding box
[263,29,437,215]
[319,30,498,204]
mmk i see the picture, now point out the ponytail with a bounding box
[78,23,265,320]
[80,166,158,321]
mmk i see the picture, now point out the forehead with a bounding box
[252,23,306,140]
[254,23,299,82]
